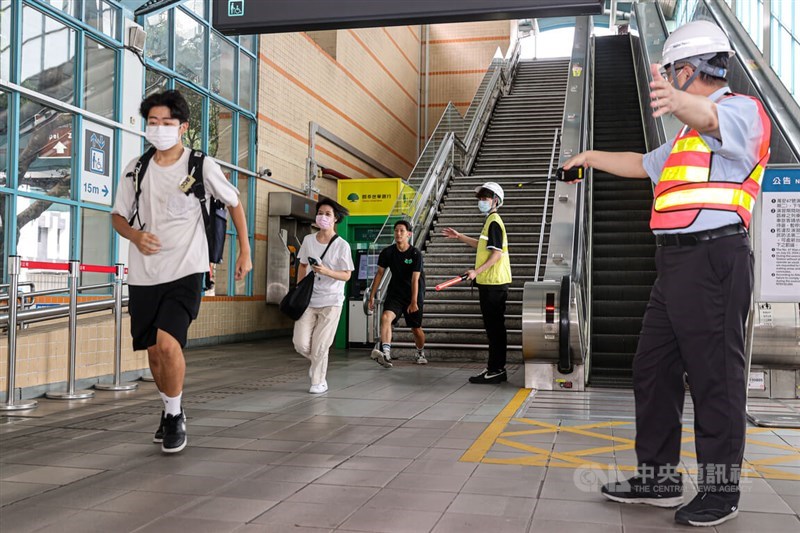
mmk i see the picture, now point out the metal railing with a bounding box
[365,45,519,339]
[1,257,137,411]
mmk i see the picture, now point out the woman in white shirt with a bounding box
[294,198,354,393]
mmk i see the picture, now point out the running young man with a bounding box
[111,90,252,453]
[368,220,426,366]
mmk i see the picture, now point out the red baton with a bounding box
[435,274,468,291]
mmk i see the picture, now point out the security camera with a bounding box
[259,167,272,177]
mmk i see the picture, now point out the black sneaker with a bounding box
[469,368,507,384]
[601,474,683,508]
[153,410,166,443]
[161,411,187,454]
[674,491,739,527]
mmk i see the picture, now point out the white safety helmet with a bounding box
[474,182,504,206]
[661,20,734,68]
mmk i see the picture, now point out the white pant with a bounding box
[292,305,342,385]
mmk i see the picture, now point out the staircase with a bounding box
[393,59,570,362]
[589,36,657,387]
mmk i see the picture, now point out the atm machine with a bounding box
[266,191,317,305]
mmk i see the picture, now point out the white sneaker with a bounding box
[309,382,328,394]
[370,348,393,368]
[415,352,428,365]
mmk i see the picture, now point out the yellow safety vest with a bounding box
[475,212,512,285]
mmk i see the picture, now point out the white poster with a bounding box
[758,167,800,302]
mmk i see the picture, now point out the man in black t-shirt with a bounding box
[368,220,426,367]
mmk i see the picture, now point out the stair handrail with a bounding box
[366,44,519,342]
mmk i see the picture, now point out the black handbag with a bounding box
[279,235,339,320]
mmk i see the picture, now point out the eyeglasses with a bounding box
[660,64,692,81]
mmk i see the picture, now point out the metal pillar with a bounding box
[46,260,94,400]
[0,256,37,411]
[95,264,137,392]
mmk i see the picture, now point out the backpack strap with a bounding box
[126,146,156,230]
[186,150,210,226]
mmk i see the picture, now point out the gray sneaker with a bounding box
[415,352,428,365]
[370,348,393,368]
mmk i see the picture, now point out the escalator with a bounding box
[589,35,657,387]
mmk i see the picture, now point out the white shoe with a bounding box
[370,348,393,368]
[415,353,428,365]
[309,382,328,394]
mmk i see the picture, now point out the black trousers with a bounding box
[478,284,509,372]
[634,233,752,492]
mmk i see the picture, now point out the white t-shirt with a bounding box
[112,147,240,286]
[297,233,354,308]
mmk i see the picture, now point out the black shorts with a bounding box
[383,293,424,329]
[128,273,204,350]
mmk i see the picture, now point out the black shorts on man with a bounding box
[128,273,204,350]
[383,292,424,329]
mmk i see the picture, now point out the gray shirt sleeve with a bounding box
[642,142,673,184]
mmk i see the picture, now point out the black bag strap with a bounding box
[186,150,210,228]
[126,146,156,230]
[319,234,339,262]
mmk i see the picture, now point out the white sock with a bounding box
[160,391,182,416]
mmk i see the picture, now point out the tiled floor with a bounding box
[1,339,799,532]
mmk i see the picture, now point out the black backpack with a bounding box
[126,147,227,267]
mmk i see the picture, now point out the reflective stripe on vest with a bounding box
[650,93,771,230]
[475,212,512,285]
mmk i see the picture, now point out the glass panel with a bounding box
[80,207,111,289]
[210,32,235,102]
[16,198,71,290]
[780,28,793,92]
[208,100,233,162]
[175,9,206,86]
[144,10,169,66]
[145,68,169,97]
[84,0,118,40]
[179,84,203,150]
[18,98,73,199]
[21,6,76,103]
[211,234,231,295]
[84,37,116,119]
[43,0,79,18]
[0,90,7,188]
[239,51,253,110]
[236,175,248,229]
[1,0,10,82]
[238,116,252,169]
[181,0,206,19]
[240,35,256,52]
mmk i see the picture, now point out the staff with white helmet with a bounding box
[442,181,512,384]
[562,20,771,527]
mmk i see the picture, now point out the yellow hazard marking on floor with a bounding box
[460,388,530,463]
[461,390,800,481]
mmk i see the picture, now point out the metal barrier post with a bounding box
[46,260,94,400]
[95,264,137,392]
[0,256,37,411]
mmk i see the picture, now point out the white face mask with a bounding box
[145,125,181,151]
[478,199,493,213]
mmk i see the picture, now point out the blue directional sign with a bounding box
[81,124,114,206]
